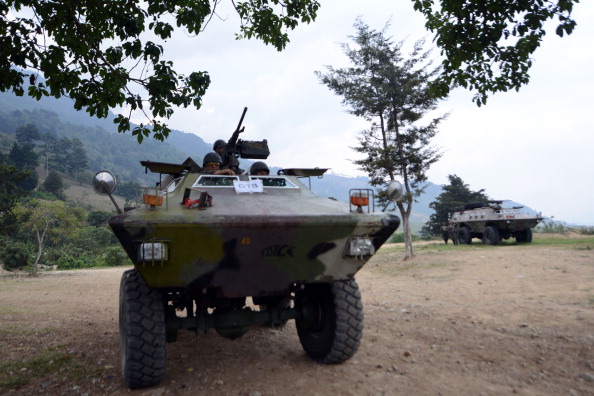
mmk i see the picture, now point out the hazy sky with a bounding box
[139,1,593,225]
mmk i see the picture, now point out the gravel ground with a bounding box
[1,237,593,395]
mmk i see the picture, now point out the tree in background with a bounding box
[42,171,64,198]
[15,123,40,145]
[47,136,89,178]
[421,175,489,238]
[50,137,72,174]
[10,199,81,272]
[7,142,38,191]
[68,138,89,178]
[116,180,143,204]
[1,0,320,142]
[41,132,57,176]
[316,19,446,260]
[87,211,114,228]
[0,154,31,213]
[8,142,38,170]
[412,0,580,105]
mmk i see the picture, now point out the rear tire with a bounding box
[483,226,500,245]
[516,228,533,243]
[295,279,363,364]
[458,227,472,245]
[120,269,166,389]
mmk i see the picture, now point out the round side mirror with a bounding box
[386,180,403,202]
[93,171,117,195]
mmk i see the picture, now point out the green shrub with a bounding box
[87,211,113,227]
[40,247,62,267]
[536,220,568,234]
[1,242,32,270]
[30,190,59,200]
[56,253,99,270]
[102,245,130,267]
[579,227,594,235]
[72,226,112,252]
[43,171,64,196]
[75,170,94,185]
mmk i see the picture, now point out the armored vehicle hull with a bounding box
[96,165,401,389]
[445,201,542,245]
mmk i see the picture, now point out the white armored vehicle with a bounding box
[447,200,543,245]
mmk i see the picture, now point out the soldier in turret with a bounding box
[249,161,269,176]
[213,139,226,158]
[202,152,235,175]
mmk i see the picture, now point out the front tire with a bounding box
[295,279,363,364]
[458,227,472,245]
[120,269,166,389]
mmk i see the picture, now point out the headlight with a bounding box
[138,242,168,261]
[345,237,375,258]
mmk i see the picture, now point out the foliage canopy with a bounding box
[1,0,320,142]
[11,198,82,270]
[412,0,580,105]
[0,0,580,141]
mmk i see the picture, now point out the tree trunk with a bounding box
[397,201,414,260]
[32,225,48,272]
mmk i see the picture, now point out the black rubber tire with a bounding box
[295,279,363,364]
[458,227,472,245]
[516,228,533,243]
[525,228,533,243]
[120,269,166,389]
[483,226,500,245]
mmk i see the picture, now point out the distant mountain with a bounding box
[0,88,114,131]
[2,89,539,232]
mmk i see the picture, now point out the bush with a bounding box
[40,247,62,266]
[536,220,568,234]
[75,170,94,185]
[1,242,32,270]
[43,171,64,196]
[87,211,113,228]
[30,190,60,201]
[102,245,130,267]
[56,253,100,270]
[72,226,112,252]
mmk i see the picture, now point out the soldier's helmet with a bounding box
[203,152,222,167]
[249,161,269,175]
[213,139,226,150]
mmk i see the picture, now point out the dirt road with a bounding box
[1,238,593,395]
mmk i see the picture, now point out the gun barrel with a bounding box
[227,107,248,148]
[235,107,248,133]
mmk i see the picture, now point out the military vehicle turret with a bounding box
[93,109,403,389]
[445,200,543,245]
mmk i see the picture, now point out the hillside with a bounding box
[0,89,542,231]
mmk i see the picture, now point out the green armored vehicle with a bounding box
[446,200,543,245]
[93,112,402,389]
